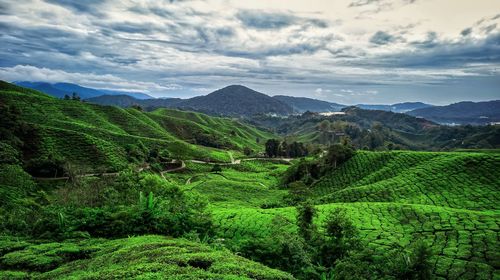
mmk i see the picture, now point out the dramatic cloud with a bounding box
[0,0,498,104]
[370,31,398,45]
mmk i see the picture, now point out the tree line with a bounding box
[265,139,308,158]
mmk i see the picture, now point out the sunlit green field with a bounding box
[161,152,500,280]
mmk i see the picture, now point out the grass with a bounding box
[0,235,294,279]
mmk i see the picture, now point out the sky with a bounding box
[0,0,499,105]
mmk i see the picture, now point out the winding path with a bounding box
[33,156,294,181]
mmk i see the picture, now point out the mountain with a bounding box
[14,81,153,99]
[87,95,183,110]
[176,85,293,116]
[356,102,433,113]
[407,100,500,125]
[272,95,345,113]
[14,81,69,98]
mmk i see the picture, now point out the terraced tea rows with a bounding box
[313,151,500,211]
[0,83,273,169]
[212,203,500,279]
[189,151,500,279]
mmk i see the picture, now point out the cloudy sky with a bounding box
[0,0,499,104]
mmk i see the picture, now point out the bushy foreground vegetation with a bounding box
[0,235,294,279]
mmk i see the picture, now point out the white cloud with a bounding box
[0,65,173,93]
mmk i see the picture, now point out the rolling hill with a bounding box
[15,81,152,100]
[407,100,500,125]
[249,107,500,150]
[0,81,273,170]
[272,95,345,113]
[203,151,500,280]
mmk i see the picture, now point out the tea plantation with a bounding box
[203,152,500,279]
[1,81,499,279]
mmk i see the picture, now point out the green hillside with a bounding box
[172,151,499,279]
[0,81,273,171]
[0,235,293,279]
[1,81,499,279]
[312,151,500,210]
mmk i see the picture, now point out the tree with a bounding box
[265,139,280,157]
[318,208,360,266]
[324,140,355,168]
[211,164,222,174]
[243,147,253,156]
[131,104,143,111]
[71,92,80,100]
[296,201,317,243]
[286,181,311,205]
[63,94,70,100]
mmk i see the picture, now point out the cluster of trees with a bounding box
[265,139,308,158]
[125,141,171,171]
[280,138,356,197]
[63,92,82,101]
[233,201,432,279]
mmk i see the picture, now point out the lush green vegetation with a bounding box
[250,107,500,151]
[0,81,273,172]
[1,82,499,279]
[0,235,293,279]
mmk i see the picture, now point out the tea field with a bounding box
[164,152,500,280]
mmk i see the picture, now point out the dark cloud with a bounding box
[410,31,438,48]
[374,32,500,68]
[461,27,472,36]
[237,10,299,29]
[0,2,10,15]
[235,10,328,30]
[103,22,159,34]
[483,23,497,34]
[370,31,396,45]
[44,0,107,15]
[128,6,174,17]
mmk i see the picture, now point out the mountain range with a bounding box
[407,100,500,125]
[273,95,344,113]
[11,81,500,124]
[355,102,433,113]
[15,81,153,100]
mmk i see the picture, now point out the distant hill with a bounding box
[87,95,183,110]
[14,81,152,100]
[273,95,345,113]
[88,85,294,116]
[14,81,69,98]
[407,100,500,125]
[175,85,293,116]
[249,106,499,150]
[356,102,433,113]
